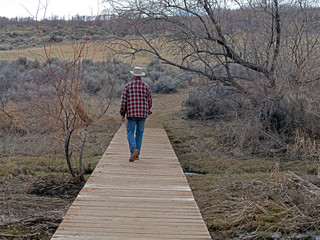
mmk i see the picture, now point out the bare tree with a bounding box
[34,4,114,180]
[36,26,90,178]
[105,0,320,92]
[104,0,320,155]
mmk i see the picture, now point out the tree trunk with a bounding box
[65,129,75,177]
[78,123,89,177]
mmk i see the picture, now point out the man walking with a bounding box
[120,66,152,162]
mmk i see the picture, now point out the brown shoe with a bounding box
[129,149,139,162]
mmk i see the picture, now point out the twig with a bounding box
[4,179,12,224]
[0,233,38,237]
[285,193,309,220]
[253,202,268,214]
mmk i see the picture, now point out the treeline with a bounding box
[0,15,105,23]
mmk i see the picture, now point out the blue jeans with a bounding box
[126,117,146,155]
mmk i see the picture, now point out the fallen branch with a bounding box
[286,171,320,196]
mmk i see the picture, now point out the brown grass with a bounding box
[0,41,157,67]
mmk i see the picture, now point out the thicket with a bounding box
[0,58,185,103]
[185,74,320,158]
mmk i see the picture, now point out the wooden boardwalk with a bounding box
[52,124,211,240]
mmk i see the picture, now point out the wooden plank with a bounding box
[52,233,211,240]
[52,125,211,239]
[66,207,204,218]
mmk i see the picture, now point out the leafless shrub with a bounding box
[185,85,237,119]
[185,78,320,156]
[83,59,130,97]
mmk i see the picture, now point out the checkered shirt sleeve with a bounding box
[120,80,152,119]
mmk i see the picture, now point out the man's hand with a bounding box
[121,115,125,123]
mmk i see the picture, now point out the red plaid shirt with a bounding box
[120,79,152,119]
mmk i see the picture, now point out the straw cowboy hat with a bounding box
[130,66,146,77]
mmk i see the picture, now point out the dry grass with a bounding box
[0,117,120,176]
[0,175,83,239]
[0,40,157,67]
[156,103,320,239]
[188,171,320,239]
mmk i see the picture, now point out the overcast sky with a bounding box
[0,0,103,19]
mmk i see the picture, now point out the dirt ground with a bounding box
[0,176,83,239]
